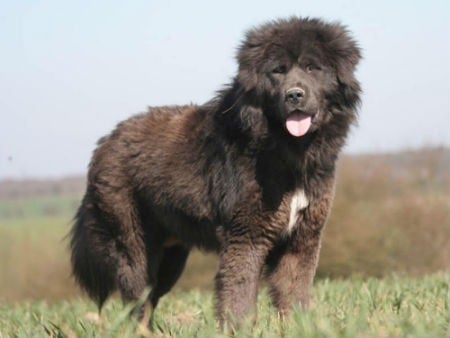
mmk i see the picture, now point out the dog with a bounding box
[70,16,361,327]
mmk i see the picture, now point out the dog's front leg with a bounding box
[266,230,323,315]
[266,178,335,316]
[214,232,267,330]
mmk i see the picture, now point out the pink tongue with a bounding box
[286,112,312,137]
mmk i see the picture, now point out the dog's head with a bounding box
[237,17,361,138]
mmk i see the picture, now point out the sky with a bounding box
[1,0,449,179]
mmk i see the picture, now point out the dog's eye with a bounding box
[306,64,321,73]
[272,65,287,74]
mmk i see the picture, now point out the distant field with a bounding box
[0,273,448,337]
[0,194,80,219]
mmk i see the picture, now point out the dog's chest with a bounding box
[286,188,309,232]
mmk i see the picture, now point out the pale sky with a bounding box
[1,0,449,179]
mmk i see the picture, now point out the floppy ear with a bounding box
[237,44,262,92]
[329,27,362,108]
[236,28,268,92]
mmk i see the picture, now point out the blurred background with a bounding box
[1,0,449,301]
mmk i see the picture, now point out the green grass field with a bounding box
[1,273,448,337]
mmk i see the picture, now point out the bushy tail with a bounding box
[70,203,116,310]
[70,196,149,311]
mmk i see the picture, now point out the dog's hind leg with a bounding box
[130,242,189,328]
[116,231,156,323]
[107,211,147,305]
[129,235,164,326]
[148,244,190,310]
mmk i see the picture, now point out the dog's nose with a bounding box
[285,87,305,104]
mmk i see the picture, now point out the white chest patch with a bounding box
[287,189,309,232]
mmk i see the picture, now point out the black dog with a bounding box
[70,17,361,327]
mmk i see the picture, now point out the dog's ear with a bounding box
[236,29,267,92]
[237,58,258,92]
[237,45,262,92]
[328,25,362,108]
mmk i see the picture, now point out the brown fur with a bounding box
[70,17,361,327]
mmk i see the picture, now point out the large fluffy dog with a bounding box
[70,17,361,326]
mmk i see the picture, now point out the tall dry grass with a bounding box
[319,148,450,277]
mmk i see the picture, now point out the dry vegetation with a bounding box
[320,147,450,278]
[0,147,448,301]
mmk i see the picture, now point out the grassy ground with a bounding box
[1,273,448,338]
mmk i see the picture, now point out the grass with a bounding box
[0,273,448,337]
